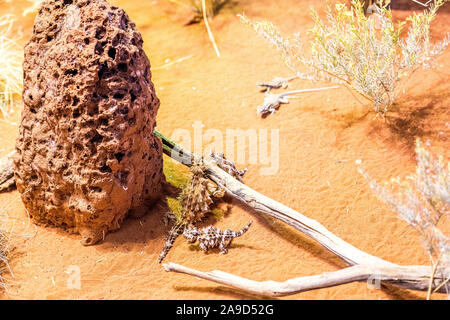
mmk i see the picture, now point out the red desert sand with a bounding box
[0,0,448,299]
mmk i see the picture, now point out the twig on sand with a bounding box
[154,130,450,296]
[257,86,340,117]
[427,257,440,300]
[163,262,450,297]
[153,54,194,70]
[201,0,221,57]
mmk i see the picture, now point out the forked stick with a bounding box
[163,262,450,296]
[201,0,221,57]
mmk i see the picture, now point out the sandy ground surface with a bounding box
[0,0,449,299]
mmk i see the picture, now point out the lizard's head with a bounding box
[183,227,199,243]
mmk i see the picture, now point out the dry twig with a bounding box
[164,262,450,296]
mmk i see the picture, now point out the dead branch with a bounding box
[164,262,450,297]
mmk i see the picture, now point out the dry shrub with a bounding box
[0,14,22,119]
[359,140,449,296]
[240,0,449,115]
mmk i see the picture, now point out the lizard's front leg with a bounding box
[207,181,225,198]
[219,242,229,254]
[199,242,209,253]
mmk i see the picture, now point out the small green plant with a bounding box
[359,140,449,298]
[0,14,23,118]
[241,0,449,115]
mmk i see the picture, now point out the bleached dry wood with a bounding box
[164,262,450,296]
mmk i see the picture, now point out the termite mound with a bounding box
[14,0,164,245]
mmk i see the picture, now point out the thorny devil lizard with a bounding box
[183,221,253,254]
[158,154,249,263]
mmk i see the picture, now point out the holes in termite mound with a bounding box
[116,170,129,186]
[117,63,127,73]
[95,41,107,55]
[115,152,125,163]
[72,96,80,106]
[74,143,84,152]
[112,33,122,47]
[98,63,118,80]
[90,133,103,144]
[113,91,125,100]
[119,15,129,30]
[95,27,106,40]
[100,164,112,173]
[99,117,109,127]
[129,92,137,102]
[65,69,78,76]
[98,63,108,79]
[118,108,129,115]
[89,186,102,193]
[119,49,129,61]
[107,47,116,59]
[131,34,143,47]
[63,0,73,5]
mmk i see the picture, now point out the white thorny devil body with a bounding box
[183,220,253,254]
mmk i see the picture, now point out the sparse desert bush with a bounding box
[0,14,23,118]
[241,0,449,115]
[359,140,449,297]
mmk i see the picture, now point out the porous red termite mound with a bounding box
[14,0,164,245]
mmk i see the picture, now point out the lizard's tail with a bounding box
[235,220,253,237]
